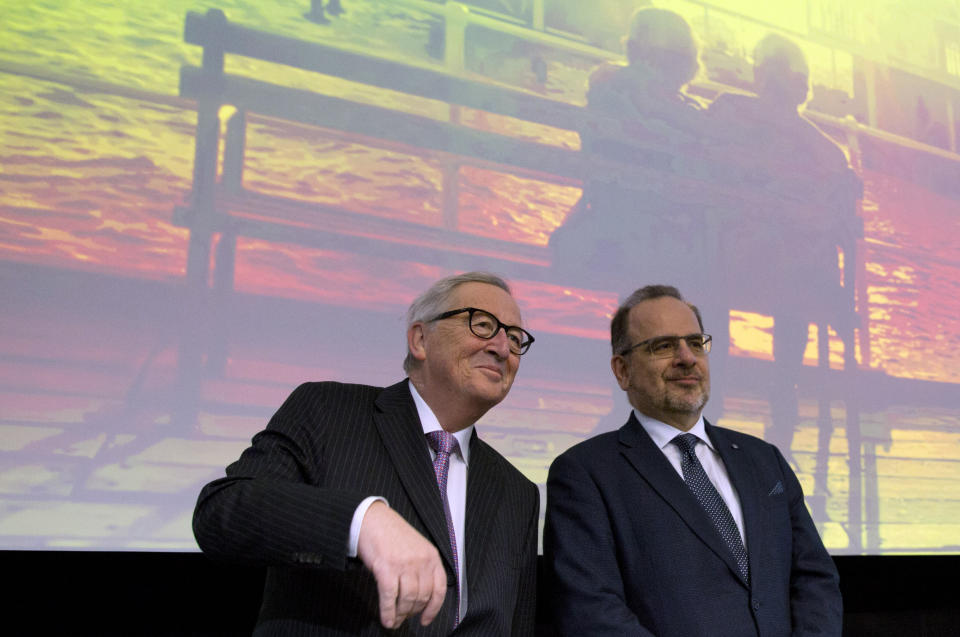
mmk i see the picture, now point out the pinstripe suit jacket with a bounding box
[194,380,539,636]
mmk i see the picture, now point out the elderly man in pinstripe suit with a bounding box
[194,272,539,636]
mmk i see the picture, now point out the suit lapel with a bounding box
[373,380,456,573]
[708,424,762,588]
[619,414,747,587]
[464,430,504,595]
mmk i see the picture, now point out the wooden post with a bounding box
[532,0,544,30]
[305,0,330,24]
[444,2,469,74]
[176,9,228,427]
[207,231,238,377]
[186,9,227,290]
[222,109,247,192]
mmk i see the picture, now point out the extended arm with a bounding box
[192,383,363,568]
[544,452,656,637]
[192,383,447,628]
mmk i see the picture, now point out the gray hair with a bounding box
[625,7,700,87]
[403,271,513,373]
[610,284,704,355]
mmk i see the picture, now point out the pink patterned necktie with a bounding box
[426,430,461,628]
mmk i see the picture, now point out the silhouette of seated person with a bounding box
[583,8,704,151]
[915,96,952,150]
[706,33,862,456]
[550,8,707,287]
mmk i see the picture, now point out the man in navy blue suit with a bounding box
[544,284,841,636]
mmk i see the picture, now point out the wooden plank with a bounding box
[174,190,553,280]
[182,9,583,131]
[179,67,823,213]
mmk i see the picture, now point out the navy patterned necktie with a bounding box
[672,433,750,582]
[426,430,461,627]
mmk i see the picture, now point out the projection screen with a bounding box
[1,0,958,555]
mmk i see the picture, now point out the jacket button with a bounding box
[752,600,761,611]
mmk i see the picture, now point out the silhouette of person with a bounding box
[915,95,951,150]
[550,7,707,289]
[583,7,703,148]
[706,33,862,457]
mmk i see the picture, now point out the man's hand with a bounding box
[357,501,448,629]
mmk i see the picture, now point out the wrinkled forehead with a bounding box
[450,282,522,325]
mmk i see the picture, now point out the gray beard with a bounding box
[663,388,709,415]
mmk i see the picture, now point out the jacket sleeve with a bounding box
[192,382,367,570]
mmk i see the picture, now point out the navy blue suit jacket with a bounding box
[544,413,841,637]
[194,380,539,636]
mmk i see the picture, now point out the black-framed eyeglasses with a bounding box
[619,333,712,359]
[429,307,535,356]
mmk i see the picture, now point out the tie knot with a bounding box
[673,433,699,456]
[426,430,459,456]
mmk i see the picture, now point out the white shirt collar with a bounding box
[408,380,472,464]
[633,409,712,453]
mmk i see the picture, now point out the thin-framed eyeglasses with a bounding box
[429,307,535,356]
[619,333,712,358]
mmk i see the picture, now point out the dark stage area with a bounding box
[5,551,959,636]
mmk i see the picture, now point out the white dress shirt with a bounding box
[348,381,471,619]
[635,410,747,547]
[410,381,471,619]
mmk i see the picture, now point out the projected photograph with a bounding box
[1,0,959,555]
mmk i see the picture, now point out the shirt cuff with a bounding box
[348,496,388,557]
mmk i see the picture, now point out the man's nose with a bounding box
[674,340,698,365]
[486,327,512,358]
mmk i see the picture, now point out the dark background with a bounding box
[6,551,958,636]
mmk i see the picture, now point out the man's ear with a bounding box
[611,355,630,390]
[407,322,428,364]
